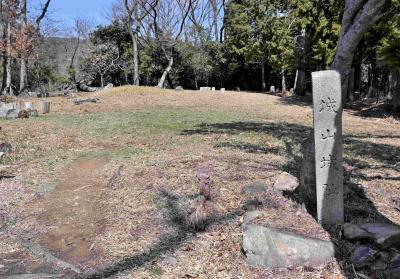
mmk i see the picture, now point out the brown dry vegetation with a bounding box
[0,86,399,278]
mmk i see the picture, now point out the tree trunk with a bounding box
[295,29,306,96]
[281,70,286,93]
[261,62,266,92]
[4,22,12,96]
[331,0,386,100]
[19,0,28,93]
[20,60,28,94]
[210,0,219,42]
[294,69,306,96]
[69,37,80,83]
[157,56,174,88]
[391,73,400,111]
[133,29,139,86]
[127,22,140,86]
[100,74,104,88]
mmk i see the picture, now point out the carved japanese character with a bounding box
[319,97,338,113]
[321,128,336,140]
[320,154,338,169]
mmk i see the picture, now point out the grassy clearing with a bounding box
[0,87,399,278]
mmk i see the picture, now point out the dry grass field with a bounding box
[0,86,399,278]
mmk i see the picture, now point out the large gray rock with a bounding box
[343,223,400,249]
[242,224,335,268]
[6,109,20,119]
[273,172,299,192]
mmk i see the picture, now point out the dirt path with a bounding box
[9,158,108,276]
[33,157,110,268]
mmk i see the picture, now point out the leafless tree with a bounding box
[19,0,52,94]
[142,0,193,88]
[123,0,150,86]
[68,17,91,83]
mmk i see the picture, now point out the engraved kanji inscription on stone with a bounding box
[319,97,338,113]
[321,129,336,140]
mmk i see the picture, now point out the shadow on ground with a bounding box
[78,190,238,279]
[276,95,313,107]
[182,120,399,277]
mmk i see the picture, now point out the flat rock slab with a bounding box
[242,182,267,194]
[273,172,299,191]
[242,224,335,268]
[343,223,400,249]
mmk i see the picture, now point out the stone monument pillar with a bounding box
[312,70,344,226]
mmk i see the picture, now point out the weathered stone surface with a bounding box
[105,83,114,89]
[175,86,184,91]
[242,224,335,268]
[343,223,400,249]
[199,87,211,91]
[270,86,275,93]
[312,70,344,226]
[28,109,39,117]
[241,211,263,228]
[351,245,377,269]
[221,88,226,92]
[42,102,51,114]
[6,109,20,119]
[242,182,267,194]
[273,172,299,192]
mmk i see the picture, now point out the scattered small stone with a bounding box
[27,109,39,117]
[163,256,178,267]
[105,83,114,89]
[175,86,184,91]
[242,181,267,194]
[351,245,377,269]
[343,223,400,249]
[242,199,263,211]
[73,98,100,105]
[0,143,12,153]
[273,172,299,192]
[18,109,29,118]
